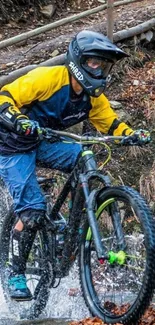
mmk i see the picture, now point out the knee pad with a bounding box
[19,209,46,230]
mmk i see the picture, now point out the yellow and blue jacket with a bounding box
[0,66,133,154]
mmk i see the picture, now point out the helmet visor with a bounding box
[82,56,113,79]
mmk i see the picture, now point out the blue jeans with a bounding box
[0,140,81,213]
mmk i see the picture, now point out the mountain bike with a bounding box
[0,129,155,324]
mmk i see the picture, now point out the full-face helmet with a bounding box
[66,30,129,97]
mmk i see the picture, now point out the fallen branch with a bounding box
[114,18,155,41]
[0,18,155,88]
[0,0,143,50]
[0,54,65,87]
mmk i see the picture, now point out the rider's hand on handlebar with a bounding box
[15,121,59,142]
[16,119,42,137]
[121,129,151,146]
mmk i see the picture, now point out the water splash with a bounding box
[0,180,89,321]
[0,264,90,321]
[45,263,90,320]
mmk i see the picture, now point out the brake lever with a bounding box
[39,128,61,141]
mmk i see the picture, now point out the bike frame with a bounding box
[39,129,127,276]
[46,143,121,275]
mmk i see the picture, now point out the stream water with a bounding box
[0,183,90,324]
[0,261,90,324]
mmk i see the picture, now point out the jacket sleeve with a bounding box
[0,66,67,130]
[0,67,50,129]
[89,94,133,136]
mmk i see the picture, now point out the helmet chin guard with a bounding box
[65,30,129,97]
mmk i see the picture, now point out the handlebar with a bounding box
[39,128,148,169]
[39,128,144,146]
[40,128,125,144]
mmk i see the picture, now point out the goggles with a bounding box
[82,56,113,79]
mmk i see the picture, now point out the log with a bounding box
[114,18,155,41]
[0,18,155,88]
[0,65,37,87]
[0,54,65,87]
[0,0,143,50]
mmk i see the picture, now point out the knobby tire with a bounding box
[79,185,155,325]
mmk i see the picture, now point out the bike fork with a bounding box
[80,174,107,261]
[109,202,126,251]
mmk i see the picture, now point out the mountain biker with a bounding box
[0,30,151,301]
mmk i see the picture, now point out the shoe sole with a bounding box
[11,296,33,301]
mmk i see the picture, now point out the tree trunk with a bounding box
[107,0,114,41]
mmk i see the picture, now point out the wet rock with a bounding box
[68,288,81,297]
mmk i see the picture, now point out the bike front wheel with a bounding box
[79,186,155,325]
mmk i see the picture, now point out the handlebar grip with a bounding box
[121,135,145,146]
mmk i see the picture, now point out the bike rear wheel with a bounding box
[79,186,155,324]
[0,208,51,320]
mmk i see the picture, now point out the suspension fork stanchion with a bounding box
[79,173,107,261]
[81,148,108,261]
[109,202,126,250]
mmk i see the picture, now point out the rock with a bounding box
[133,80,139,86]
[66,122,83,135]
[140,33,146,40]
[6,62,15,67]
[50,49,59,57]
[68,288,81,297]
[145,30,154,42]
[117,109,133,123]
[40,5,56,19]
[109,100,123,110]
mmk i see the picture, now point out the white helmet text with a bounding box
[69,61,84,81]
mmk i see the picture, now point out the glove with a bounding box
[16,119,42,137]
[122,129,151,146]
[132,129,151,145]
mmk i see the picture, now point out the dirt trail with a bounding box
[0,0,154,69]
